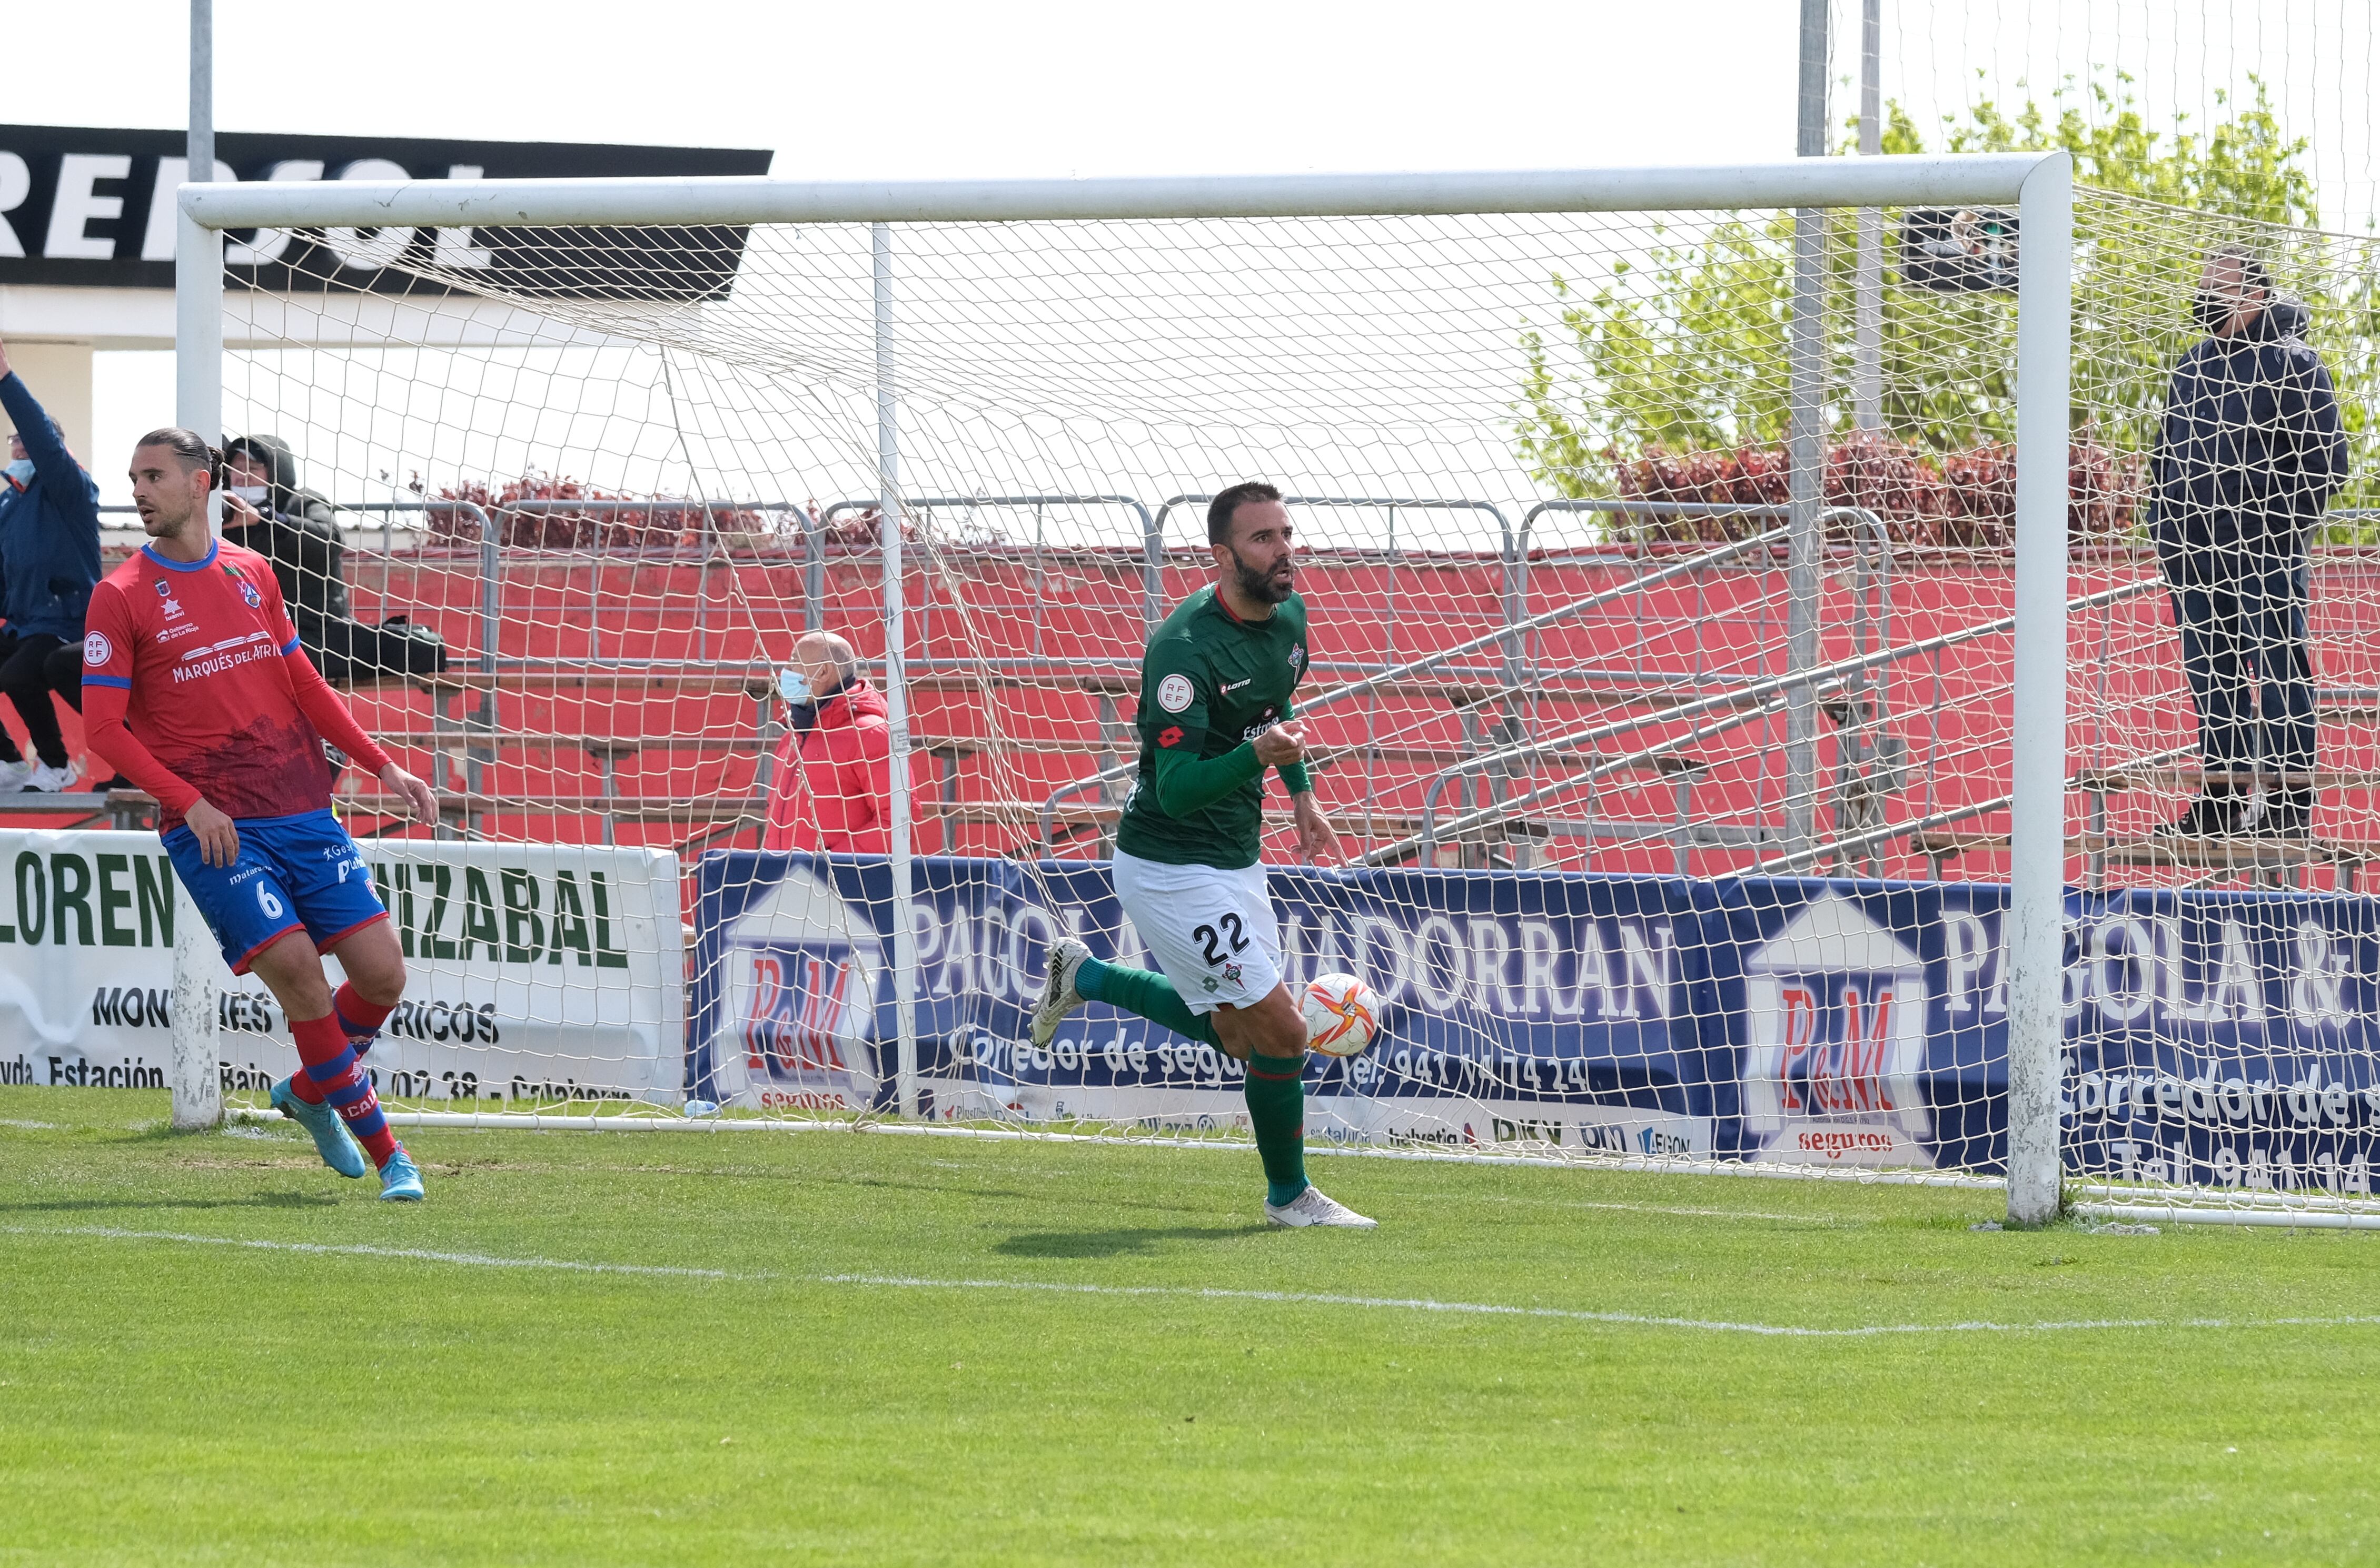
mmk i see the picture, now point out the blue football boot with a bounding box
[378,1146,426,1203]
[269,1076,368,1179]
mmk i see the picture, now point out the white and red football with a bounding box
[1301,972,1384,1058]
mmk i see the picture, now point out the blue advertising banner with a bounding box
[688,854,2380,1195]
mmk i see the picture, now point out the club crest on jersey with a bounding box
[1155,672,1196,713]
[1289,645,1304,669]
[238,580,262,608]
[154,579,171,597]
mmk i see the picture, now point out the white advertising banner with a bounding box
[0,829,684,1104]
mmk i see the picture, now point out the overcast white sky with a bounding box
[13,1,1803,177]
[21,0,1810,503]
[13,0,2372,504]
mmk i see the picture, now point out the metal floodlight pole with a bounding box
[875,223,920,1121]
[2005,152,2075,1227]
[1854,0,1886,430]
[170,0,223,1133]
[1784,0,1830,857]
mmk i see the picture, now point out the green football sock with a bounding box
[1242,1053,1310,1207]
[1074,958,1221,1049]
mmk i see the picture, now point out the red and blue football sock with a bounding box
[285,1011,401,1169]
[333,982,395,1059]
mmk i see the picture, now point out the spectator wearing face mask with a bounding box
[0,337,102,792]
[759,630,934,855]
[2150,244,2348,839]
[221,435,448,685]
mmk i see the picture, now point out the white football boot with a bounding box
[0,760,31,792]
[1264,1186,1378,1229]
[1031,937,1092,1047]
[21,762,76,792]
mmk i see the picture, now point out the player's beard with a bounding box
[1226,545,1295,605]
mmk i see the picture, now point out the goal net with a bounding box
[178,156,2379,1223]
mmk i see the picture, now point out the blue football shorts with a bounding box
[163,808,389,974]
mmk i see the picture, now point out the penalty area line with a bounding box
[0,1224,750,1279]
[812,1273,2380,1339]
[14,1228,2380,1338]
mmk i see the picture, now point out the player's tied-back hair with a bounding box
[134,426,226,486]
[1207,481,1283,545]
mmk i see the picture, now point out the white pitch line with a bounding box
[13,1226,2380,1338]
[813,1273,2380,1339]
[0,1225,743,1279]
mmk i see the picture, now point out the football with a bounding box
[1301,971,1384,1057]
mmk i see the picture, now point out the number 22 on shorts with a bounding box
[1192,911,1250,967]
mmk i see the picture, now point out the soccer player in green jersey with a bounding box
[1033,481,1375,1228]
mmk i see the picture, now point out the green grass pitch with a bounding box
[4,1086,2379,1565]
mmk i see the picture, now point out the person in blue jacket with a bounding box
[2150,245,2348,840]
[0,338,103,792]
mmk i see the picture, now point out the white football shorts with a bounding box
[1110,849,1285,1015]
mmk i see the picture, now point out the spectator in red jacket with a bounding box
[760,631,925,855]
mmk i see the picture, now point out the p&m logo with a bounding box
[1741,891,1933,1156]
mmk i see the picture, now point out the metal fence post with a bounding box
[1784,0,1830,859]
[1853,0,1885,431]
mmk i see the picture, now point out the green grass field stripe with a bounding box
[20,1219,2380,1339]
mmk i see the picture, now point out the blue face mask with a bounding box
[778,668,813,706]
[3,459,31,488]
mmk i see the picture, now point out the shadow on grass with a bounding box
[0,1190,341,1215]
[993,1225,1257,1259]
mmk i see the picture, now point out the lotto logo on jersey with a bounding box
[83,631,111,666]
[1158,726,1184,749]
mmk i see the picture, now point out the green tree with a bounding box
[1513,73,2343,513]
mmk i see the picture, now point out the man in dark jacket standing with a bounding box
[2151,245,2348,839]
[0,338,102,791]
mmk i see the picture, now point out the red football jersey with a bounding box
[82,539,340,827]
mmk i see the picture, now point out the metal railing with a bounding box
[1394,569,2171,869]
[823,494,1160,629]
[100,499,498,675]
[1036,513,1797,849]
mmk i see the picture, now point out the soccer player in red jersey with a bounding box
[88,430,441,1200]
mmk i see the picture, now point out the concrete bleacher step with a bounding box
[335,790,767,826]
[1906,828,2373,870]
[2072,765,2380,792]
[370,732,765,756]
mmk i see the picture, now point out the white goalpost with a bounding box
[171,154,2088,1225]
